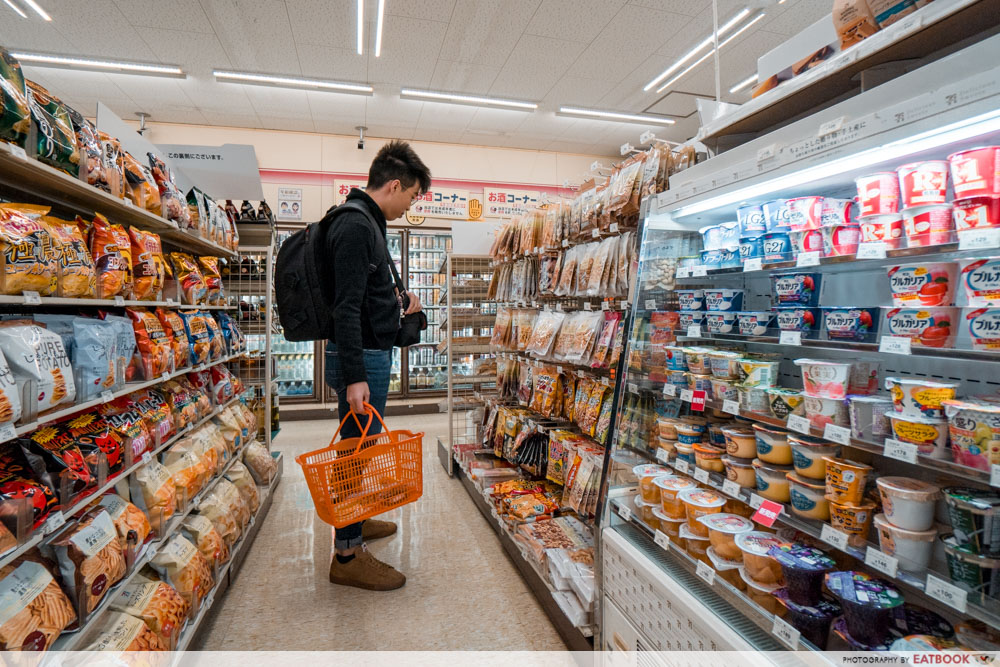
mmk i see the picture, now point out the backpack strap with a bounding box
[335,200,408,295]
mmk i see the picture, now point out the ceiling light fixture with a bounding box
[13,52,184,76]
[557,107,675,125]
[643,8,749,92]
[21,0,48,20]
[375,0,385,57]
[655,12,765,93]
[729,73,758,94]
[3,1,26,18]
[214,70,373,94]
[357,0,364,55]
[400,88,537,110]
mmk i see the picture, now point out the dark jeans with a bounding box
[324,342,392,550]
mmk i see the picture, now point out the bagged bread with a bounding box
[46,508,126,615]
[84,610,167,651]
[0,320,75,411]
[130,461,176,533]
[150,534,213,609]
[0,348,22,427]
[181,513,229,570]
[225,461,259,514]
[0,206,58,296]
[0,557,76,651]
[98,494,151,558]
[109,574,188,648]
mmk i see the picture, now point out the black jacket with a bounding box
[323,189,400,385]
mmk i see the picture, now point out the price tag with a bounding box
[663,384,677,397]
[757,144,777,162]
[656,447,670,463]
[592,228,600,238]
[114,296,125,306]
[884,438,918,464]
[583,302,593,311]
[0,423,16,444]
[722,480,742,498]
[22,290,41,305]
[645,299,656,310]
[628,382,638,394]
[674,460,691,475]
[722,399,740,415]
[100,390,114,403]
[687,325,702,338]
[772,615,800,649]
[692,265,708,277]
[743,258,762,272]
[749,494,764,510]
[601,301,610,311]
[787,414,812,434]
[561,239,569,248]
[610,223,620,233]
[752,499,783,527]
[690,390,706,412]
[601,376,611,387]
[44,512,66,534]
[123,198,134,208]
[680,389,693,403]
[818,115,846,137]
[654,530,670,549]
[695,561,715,585]
[796,251,821,267]
[991,464,1000,488]
[879,335,912,355]
[165,297,176,306]
[925,574,968,612]
[779,330,801,346]
[617,503,633,522]
[821,524,850,551]
[823,424,851,446]
[675,267,691,279]
[856,242,887,259]
[693,468,710,483]
[8,145,27,160]
[959,228,1000,250]
[556,366,564,374]
[865,546,899,578]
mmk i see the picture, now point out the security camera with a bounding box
[357,139,365,150]
[356,125,367,151]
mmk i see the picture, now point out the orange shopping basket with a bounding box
[296,403,424,528]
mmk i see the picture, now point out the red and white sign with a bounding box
[412,188,470,219]
[752,499,784,527]
[334,178,367,205]
[690,390,707,412]
[483,187,540,218]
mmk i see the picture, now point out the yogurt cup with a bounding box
[874,513,937,572]
[753,423,792,465]
[723,455,756,489]
[859,214,904,249]
[903,204,955,247]
[738,235,764,263]
[825,571,904,647]
[722,426,756,458]
[659,415,680,439]
[876,477,941,531]
[739,386,771,414]
[656,437,676,458]
[823,457,872,505]
[737,204,767,237]
[676,289,705,311]
[768,543,836,606]
[885,376,958,419]
[960,257,1000,306]
[942,487,1000,555]
[735,531,785,587]
[768,388,805,420]
[693,443,725,473]
[886,261,959,307]
[888,414,949,458]
[678,310,708,331]
[948,146,1000,199]
[698,513,754,561]
[772,590,841,649]
[634,464,674,504]
[804,395,849,429]
[665,346,688,370]
[737,311,774,337]
[774,308,820,336]
[676,422,705,445]
[966,307,1000,350]
[683,347,712,374]
[790,229,824,255]
[653,475,698,519]
[787,196,824,231]
[795,358,851,399]
[679,416,708,434]
[686,373,714,397]
[753,459,794,503]
[943,398,1000,471]
[709,378,739,404]
[787,472,830,521]
[954,196,1000,232]
[677,487,727,537]
[789,434,840,480]
[884,306,959,348]
[942,534,1000,599]
[717,246,742,270]
[737,359,779,388]
[856,172,901,216]
[828,498,876,547]
[820,198,856,227]
[898,160,949,207]
[700,222,740,251]
[705,312,738,334]
[675,442,695,465]
[763,199,791,231]
[823,307,879,342]
[848,395,893,441]
[704,288,744,312]
[822,224,860,257]
[762,232,793,263]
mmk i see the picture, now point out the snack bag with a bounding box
[169,253,206,305]
[0,47,30,149]
[155,308,189,371]
[98,493,152,558]
[46,218,96,298]
[150,534,213,609]
[60,412,126,480]
[209,364,234,404]
[203,311,225,360]
[212,409,242,453]
[181,514,229,570]
[129,388,175,446]
[214,478,250,528]
[178,311,210,365]
[186,188,208,237]
[225,461,260,514]
[96,131,125,199]
[0,206,58,296]
[125,308,172,381]
[148,153,191,229]
[0,349,22,427]
[130,461,176,534]
[81,213,131,299]
[0,448,57,529]
[109,574,189,649]
[195,423,226,469]
[122,151,159,214]
[243,441,276,484]
[25,80,79,176]
[20,421,96,501]
[46,508,126,615]
[198,256,222,305]
[67,106,106,190]
[99,314,137,388]
[98,395,154,464]
[164,441,208,508]
[0,558,77,651]
[0,320,75,411]
[214,311,243,355]
[35,315,117,403]
[84,611,168,651]
[196,487,240,550]
[128,228,164,301]
[179,375,211,419]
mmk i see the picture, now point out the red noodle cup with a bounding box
[948,146,1000,199]
[823,225,861,257]
[791,229,824,254]
[787,196,824,231]
[859,214,904,249]
[897,161,949,207]
[902,204,955,247]
[856,172,900,217]
[820,198,856,227]
[953,196,1000,232]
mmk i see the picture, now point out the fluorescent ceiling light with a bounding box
[400,88,537,110]
[4,1,27,18]
[214,70,373,94]
[375,0,385,57]
[673,108,1000,218]
[643,8,749,92]
[21,0,48,20]
[729,73,757,94]
[357,0,364,55]
[655,12,765,93]
[13,52,184,76]
[557,107,675,126]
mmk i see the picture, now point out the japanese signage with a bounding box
[155,141,264,199]
[411,188,469,219]
[334,179,367,205]
[277,187,302,221]
[483,187,540,218]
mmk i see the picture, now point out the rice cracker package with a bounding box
[83,610,168,651]
[181,514,229,571]
[128,387,175,446]
[45,508,126,616]
[98,494,151,558]
[0,557,77,650]
[128,228,164,301]
[80,214,131,299]
[155,308,189,372]
[108,574,188,649]
[130,460,176,534]
[150,534,213,609]
[0,320,74,411]
[125,308,172,381]
[169,253,206,305]
[178,311,210,366]
[45,218,96,297]
[0,206,58,296]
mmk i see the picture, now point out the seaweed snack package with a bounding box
[98,494,151,557]
[84,611,167,652]
[202,312,225,360]
[36,315,117,403]
[0,320,75,411]
[169,253,206,305]
[181,514,229,570]
[60,412,126,480]
[25,81,79,177]
[46,218,96,297]
[0,448,57,529]
[196,487,240,550]
[0,206,58,296]
[209,364,234,404]
[67,107,106,191]
[0,348,22,427]
[148,153,191,229]
[125,308,172,381]
[81,213,131,299]
[0,47,30,149]
[98,396,153,464]
[150,534,213,610]
[121,151,159,214]
[198,256,222,305]
[109,574,189,649]
[129,387,175,446]
[96,132,124,199]
[130,461,176,534]
[155,308,189,371]
[128,228,164,301]
[178,311,210,365]
[45,508,126,615]
[243,441,276,484]
[0,557,77,651]
[225,461,260,514]
[164,439,208,508]
[99,314,136,388]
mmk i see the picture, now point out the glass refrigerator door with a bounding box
[388,230,404,394]
[405,231,451,392]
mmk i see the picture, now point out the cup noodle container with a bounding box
[787,196,825,231]
[960,257,1000,306]
[898,161,949,207]
[820,198,857,227]
[953,196,1000,233]
[859,215,904,249]
[884,307,959,348]
[948,146,1000,200]
[822,225,861,257]
[856,172,900,217]
[886,262,958,307]
[902,205,955,247]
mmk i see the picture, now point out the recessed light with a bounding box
[729,73,758,94]
[557,107,675,126]
[400,88,537,110]
[644,8,750,92]
[214,70,373,94]
[13,52,184,76]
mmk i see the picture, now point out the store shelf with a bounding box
[0,142,236,258]
[440,313,496,329]
[439,284,491,305]
[0,294,235,310]
[439,254,496,275]
[497,351,617,381]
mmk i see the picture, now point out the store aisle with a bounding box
[193,413,567,650]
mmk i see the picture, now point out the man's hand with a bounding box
[346,381,370,414]
[403,290,422,315]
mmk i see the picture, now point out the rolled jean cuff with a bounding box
[334,521,364,550]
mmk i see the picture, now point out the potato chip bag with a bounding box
[99,314,136,388]
[98,395,153,465]
[129,388,175,445]
[108,575,188,649]
[81,213,131,299]
[36,313,117,405]
[20,421,95,500]
[148,153,191,229]
[67,106,106,191]
[84,610,167,651]
[150,535,212,610]
[0,448,57,529]
[0,349,21,427]
[122,151,160,215]
[128,228,164,301]
[0,206,58,295]
[25,80,79,177]
[169,253,206,305]
[155,308,189,372]
[178,311,210,366]
[45,218,96,298]
[202,312,224,361]
[198,256,222,305]
[96,131,124,199]
[125,308,172,381]
[0,320,75,411]
[0,47,30,149]
[0,557,76,650]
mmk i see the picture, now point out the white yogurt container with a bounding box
[848,395,893,441]
[876,477,942,532]
[874,513,938,573]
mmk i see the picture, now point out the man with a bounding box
[323,140,431,591]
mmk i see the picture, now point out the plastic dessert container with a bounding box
[753,459,793,503]
[942,398,1000,471]
[828,498,876,547]
[885,376,959,419]
[768,388,805,420]
[693,443,725,473]
[722,426,756,458]
[772,590,840,649]
[875,477,941,531]
[804,395,849,429]
[823,457,872,505]
[788,434,840,480]
[888,414,950,458]
[787,472,830,521]
[722,456,756,489]
[697,513,754,561]
[874,513,937,572]
[677,488,727,537]
[886,262,958,307]
[825,571,904,647]
[735,531,784,587]
[752,423,792,465]
[653,475,697,520]
[768,542,836,606]
[634,464,674,504]
[795,359,852,399]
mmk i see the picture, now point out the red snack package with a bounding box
[80,213,131,299]
[126,308,172,381]
[128,228,164,301]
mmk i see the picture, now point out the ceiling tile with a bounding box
[466,108,530,133]
[113,0,215,33]
[429,61,501,95]
[757,0,833,36]
[541,76,615,106]
[243,85,311,116]
[489,34,585,100]
[437,0,540,66]
[133,27,232,75]
[201,110,262,128]
[304,90,368,123]
[178,76,257,114]
[366,15,446,86]
[43,0,152,61]
[413,103,478,133]
[0,13,70,49]
[626,0,705,16]
[298,44,368,82]
[286,0,355,47]
[200,0,301,74]
[312,118,363,135]
[645,90,708,117]
[361,123,416,140]
[257,114,317,133]
[386,0,457,20]
[525,0,627,42]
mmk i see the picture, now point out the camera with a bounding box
[355,125,367,151]
[357,139,365,150]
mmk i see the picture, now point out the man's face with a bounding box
[383,179,422,221]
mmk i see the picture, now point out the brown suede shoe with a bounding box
[329,548,406,591]
[362,519,397,540]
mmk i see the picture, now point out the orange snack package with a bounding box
[126,308,172,381]
[198,256,222,305]
[122,151,161,216]
[81,213,131,299]
[155,308,189,371]
[45,217,96,298]
[168,253,206,305]
[128,228,164,301]
[0,206,58,295]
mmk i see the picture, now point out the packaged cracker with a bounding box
[130,461,175,534]
[125,308,172,381]
[0,205,58,296]
[163,437,209,506]
[0,47,29,149]
[46,508,126,616]
[25,80,78,176]
[198,256,222,305]
[98,494,152,559]
[84,610,167,651]
[0,557,76,650]
[150,534,213,610]
[46,218,96,298]
[80,213,131,299]
[108,574,188,649]
[196,487,239,551]
[181,514,229,570]
[225,461,259,515]
[180,376,211,419]
[0,320,74,411]
[169,253,206,305]
[155,308,189,371]
[0,348,22,427]
[211,412,241,456]
[98,395,153,464]
[243,441,275,485]
[0,448,57,529]
[159,379,197,430]
[128,228,164,301]
[196,422,228,467]
[178,311,210,365]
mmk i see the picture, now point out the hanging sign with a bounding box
[412,188,470,219]
[483,187,540,217]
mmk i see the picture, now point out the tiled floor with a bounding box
[193,413,567,650]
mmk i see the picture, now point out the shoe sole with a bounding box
[361,529,397,540]
[328,574,406,591]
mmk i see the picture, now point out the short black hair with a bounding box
[367,140,431,194]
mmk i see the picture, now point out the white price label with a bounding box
[617,503,633,522]
[693,468,710,483]
[884,438,918,464]
[959,228,1000,250]
[610,223,620,233]
[687,325,702,338]
[601,301,610,311]
[680,389,694,403]
[592,228,600,238]
[925,574,968,612]
[772,615,800,649]
[787,414,812,434]
[122,198,134,208]
[722,399,740,415]
[656,447,670,463]
[100,390,114,403]
[583,302,593,311]
[796,251,821,267]
[749,493,764,509]
[856,242,888,259]
[620,142,634,156]
[865,546,899,578]
[757,144,777,162]
[991,464,1000,488]
[165,297,176,306]
[663,384,677,397]
[674,460,691,475]
[114,296,125,306]
[675,267,691,279]
[879,335,912,355]
[639,131,655,145]
[692,265,708,277]
[779,330,802,346]
[654,530,670,549]
[561,239,569,248]
[824,424,851,446]
[601,376,611,387]
[722,480,742,498]
[532,247,539,255]
[645,299,656,310]
[743,258,762,272]
[142,452,153,464]
[9,145,27,160]
[695,561,715,585]
[821,524,850,551]
[0,423,16,444]
[818,115,846,137]
[628,382,638,394]
[22,290,41,305]
[556,366,563,374]
[44,512,66,534]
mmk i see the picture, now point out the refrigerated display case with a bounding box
[406,231,452,392]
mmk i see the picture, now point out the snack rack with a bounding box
[599,32,1000,657]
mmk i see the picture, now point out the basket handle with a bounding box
[331,402,389,451]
